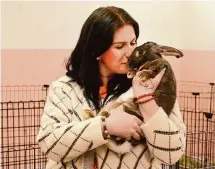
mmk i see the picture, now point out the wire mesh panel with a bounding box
[181,130,215,168]
[1,85,49,102]
[178,92,215,133]
[177,81,215,94]
[178,90,215,168]
[1,82,215,169]
[1,101,47,169]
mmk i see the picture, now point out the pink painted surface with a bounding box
[180,50,215,83]
[1,49,215,85]
[1,49,71,85]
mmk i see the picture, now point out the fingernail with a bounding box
[163,66,167,71]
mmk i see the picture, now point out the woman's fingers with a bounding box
[126,126,144,141]
[135,117,143,126]
[133,67,166,85]
[152,67,166,82]
[126,136,131,141]
[131,130,141,140]
[135,125,144,136]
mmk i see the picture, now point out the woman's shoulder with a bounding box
[50,75,78,89]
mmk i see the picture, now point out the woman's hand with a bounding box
[132,67,166,98]
[132,67,166,122]
[106,105,144,141]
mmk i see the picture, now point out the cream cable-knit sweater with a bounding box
[36,75,186,169]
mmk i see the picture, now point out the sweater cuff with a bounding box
[140,107,169,139]
[87,116,109,147]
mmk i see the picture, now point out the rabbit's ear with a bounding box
[158,45,183,58]
[127,70,135,78]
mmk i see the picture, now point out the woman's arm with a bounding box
[138,99,159,123]
[36,81,108,163]
[140,99,186,165]
[132,68,186,165]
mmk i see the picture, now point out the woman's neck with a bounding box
[99,62,114,86]
[100,75,113,86]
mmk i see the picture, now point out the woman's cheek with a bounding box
[113,49,123,61]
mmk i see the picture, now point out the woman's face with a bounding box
[99,24,137,76]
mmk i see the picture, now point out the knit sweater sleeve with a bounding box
[140,100,186,165]
[36,81,108,163]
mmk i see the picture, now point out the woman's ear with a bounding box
[96,56,101,60]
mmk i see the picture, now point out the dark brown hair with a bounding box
[66,6,139,112]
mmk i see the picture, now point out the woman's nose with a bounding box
[124,53,129,58]
[125,49,135,58]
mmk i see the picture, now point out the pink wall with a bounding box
[180,50,215,83]
[1,49,215,85]
[1,49,71,85]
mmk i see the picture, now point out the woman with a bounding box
[37,6,186,169]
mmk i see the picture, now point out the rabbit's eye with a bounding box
[138,50,145,55]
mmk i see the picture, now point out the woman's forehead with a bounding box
[113,25,136,43]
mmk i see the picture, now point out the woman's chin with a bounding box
[116,68,129,75]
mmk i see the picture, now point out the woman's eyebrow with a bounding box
[113,37,136,44]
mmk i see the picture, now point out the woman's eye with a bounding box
[131,42,136,46]
[116,45,123,49]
